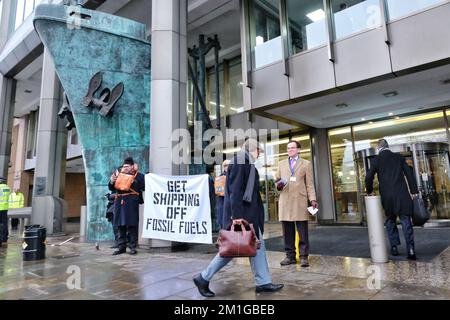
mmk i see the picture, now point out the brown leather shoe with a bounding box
[280,257,296,266]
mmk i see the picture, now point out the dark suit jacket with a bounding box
[108,172,145,227]
[223,152,264,239]
[365,150,419,216]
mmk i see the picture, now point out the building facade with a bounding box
[1,0,449,236]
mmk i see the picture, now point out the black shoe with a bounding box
[391,246,399,256]
[129,249,137,255]
[255,283,284,293]
[280,257,296,266]
[407,248,417,260]
[193,274,215,298]
[110,244,119,249]
[300,257,310,268]
[112,249,126,256]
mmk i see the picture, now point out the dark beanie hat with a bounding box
[124,157,134,165]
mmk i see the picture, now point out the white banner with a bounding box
[142,173,212,244]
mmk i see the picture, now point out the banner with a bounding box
[142,173,212,244]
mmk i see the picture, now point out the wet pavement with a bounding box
[0,225,449,300]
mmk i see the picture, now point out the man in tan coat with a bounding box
[276,141,317,267]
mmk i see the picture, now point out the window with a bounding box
[188,56,244,127]
[26,109,39,159]
[0,1,3,25]
[249,0,282,69]
[329,127,361,223]
[386,0,446,21]
[353,111,448,152]
[15,0,42,30]
[331,0,382,40]
[286,0,327,55]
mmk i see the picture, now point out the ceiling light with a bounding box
[306,9,325,22]
[383,91,398,98]
[389,112,394,116]
[361,118,366,121]
[256,36,264,46]
[336,103,348,109]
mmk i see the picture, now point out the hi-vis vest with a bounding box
[9,192,25,209]
[0,184,11,211]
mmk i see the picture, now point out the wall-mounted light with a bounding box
[336,103,349,109]
[306,9,325,22]
[256,36,264,46]
[383,91,398,98]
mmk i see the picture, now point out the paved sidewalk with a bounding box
[0,230,449,300]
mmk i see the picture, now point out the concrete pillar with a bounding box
[311,128,335,224]
[31,49,68,234]
[149,0,187,247]
[0,0,12,49]
[0,75,16,179]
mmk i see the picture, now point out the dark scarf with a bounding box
[231,150,256,203]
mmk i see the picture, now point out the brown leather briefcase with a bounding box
[216,219,260,257]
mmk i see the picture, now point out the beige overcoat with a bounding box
[276,158,317,221]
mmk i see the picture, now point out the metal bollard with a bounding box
[364,196,388,263]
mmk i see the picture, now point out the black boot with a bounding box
[407,248,417,260]
[112,248,126,256]
[390,246,399,256]
[193,274,215,298]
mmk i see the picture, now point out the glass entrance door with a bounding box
[412,143,450,219]
[356,142,450,222]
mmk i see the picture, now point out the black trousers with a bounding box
[0,211,8,242]
[282,221,309,259]
[117,225,138,250]
[385,215,415,252]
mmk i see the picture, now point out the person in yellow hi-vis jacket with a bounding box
[9,189,25,230]
[0,177,11,244]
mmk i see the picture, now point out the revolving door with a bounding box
[355,142,450,223]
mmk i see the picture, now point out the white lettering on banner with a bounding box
[142,173,213,244]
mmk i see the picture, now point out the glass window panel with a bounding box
[187,80,194,126]
[286,0,327,55]
[229,60,244,115]
[207,67,224,121]
[331,0,382,40]
[386,0,446,21]
[24,0,34,20]
[15,0,25,30]
[329,127,361,222]
[0,1,3,25]
[353,111,448,152]
[250,0,282,69]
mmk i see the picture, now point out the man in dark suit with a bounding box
[365,139,419,260]
[193,138,284,297]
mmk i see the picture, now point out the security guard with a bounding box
[9,189,25,230]
[0,177,11,244]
